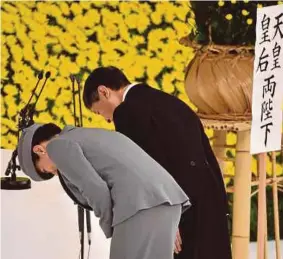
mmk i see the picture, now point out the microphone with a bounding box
[75,76,81,84]
[69,74,90,258]
[18,71,51,130]
[4,150,20,176]
[38,71,44,79]
[20,71,44,116]
[70,74,78,126]
[75,76,84,128]
[45,71,51,79]
[70,74,75,83]
[78,206,85,258]
[27,71,51,122]
[86,210,92,245]
[1,70,52,190]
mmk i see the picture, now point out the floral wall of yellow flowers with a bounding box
[1,1,282,184]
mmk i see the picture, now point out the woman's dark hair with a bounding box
[83,66,131,109]
[31,123,61,179]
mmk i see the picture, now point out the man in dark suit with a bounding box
[83,66,232,259]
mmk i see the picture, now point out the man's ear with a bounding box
[97,85,110,99]
[32,145,46,155]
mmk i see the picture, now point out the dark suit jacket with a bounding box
[113,84,232,259]
[113,83,227,202]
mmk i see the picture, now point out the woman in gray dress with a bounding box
[17,123,191,259]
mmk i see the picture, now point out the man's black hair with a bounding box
[83,66,131,109]
[31,123,61,179]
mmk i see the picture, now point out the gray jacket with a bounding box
[46,126,190,238]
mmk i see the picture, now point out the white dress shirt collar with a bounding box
[122,82,139,102]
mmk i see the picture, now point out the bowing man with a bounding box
[83,66,232,259]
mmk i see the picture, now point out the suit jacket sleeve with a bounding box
[47,138,113,238]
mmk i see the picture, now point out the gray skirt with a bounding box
[110,204,182,259]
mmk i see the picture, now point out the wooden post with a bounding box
[271,152,281,259]
[213,130,227,173]
[232,130,252,259]
[265,208,268,259]
[257,153,267,259]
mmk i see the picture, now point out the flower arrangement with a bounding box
[1,1,194,149]
[0,1,281,182]
[189,0,281,46]
[181,0,282,181]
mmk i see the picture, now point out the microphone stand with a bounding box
[1,71,51,190]
[70,75,92,259]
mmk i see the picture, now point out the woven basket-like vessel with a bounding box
[180,37,254,121]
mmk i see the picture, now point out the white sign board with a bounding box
[250,4,283,154]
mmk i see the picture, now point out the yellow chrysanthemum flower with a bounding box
[173,20,189,37]
[146,58,163,79]
[63,112,77,125]
[58,2,70,16]
[105,23,119,38]
[37,112,53,123]
[80,2,91,9]
[226,132,237,145]
[162,80,175,94]
[6,35,17,46]
[1,123,9,135]
[32,12,47,24]
[176,5,189,21]
[242,9,249,16]
[247,18,253,25]
[127,64,145,79]
[164,4,175,23]
[225,14,233,21]
[205,129,214,139]
[53,44,63,54]
[7,105,18,118]
[224,161,235,176]
[140,2,152,15]
[56,16,67,27]
[218,1,225,7]
[70,2,82,16]
[118,2,132,16]
[10,45,23,62]
[175,81,186,93]
[2,22,15,33]
[17,3,32,17]
[151,11,162,25]
[49,4,63,18]
[2,3,19,14]
[22,1,36,8]
[7,134,18,148]
[231,0,237,4]
[178,93,193,108]
[1,69,8,80]
[75,53,87,68]
[2,117,18,131]
[85,8,101,26]
[4,85,18,95]
[124,13,139,29]
[137,15,151,34]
